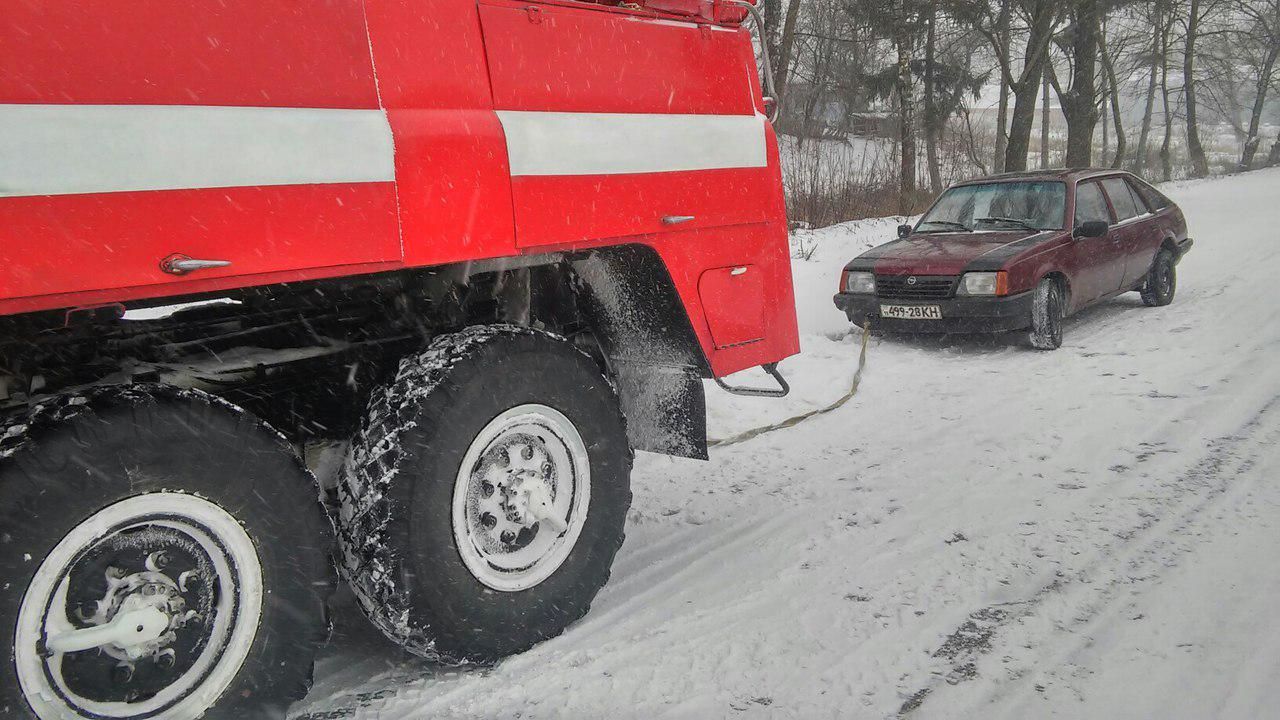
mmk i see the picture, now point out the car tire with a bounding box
[1,385,333,720]
[1027,277,1065,350]
[336,324,632,663]
[1140,248,1177,307]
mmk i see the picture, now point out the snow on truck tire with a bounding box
[0,385,333,720]
[336,324,632,662]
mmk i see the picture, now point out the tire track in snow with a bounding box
[899,390,1280,718]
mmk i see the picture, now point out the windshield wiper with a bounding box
[976,217,1040,232]
[917,220,971,232]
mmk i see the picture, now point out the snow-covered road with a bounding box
[294,167,1280,720]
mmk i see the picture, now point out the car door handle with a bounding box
[161,254,232,275]
[662,215,696,225]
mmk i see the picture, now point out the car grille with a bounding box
[875,274,957,300]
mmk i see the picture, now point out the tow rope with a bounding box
[707,322,871,448]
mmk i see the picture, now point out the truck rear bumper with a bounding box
[833,291,1034,333]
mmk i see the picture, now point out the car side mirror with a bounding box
[1074,220,1109,239]
[897,224,912,238]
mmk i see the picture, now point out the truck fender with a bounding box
[570,245,709,460]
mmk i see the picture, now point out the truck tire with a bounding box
[1140,248,1177,306]
[337,324,632,662]
[1027,277,1065,350]
[0,386,333,720]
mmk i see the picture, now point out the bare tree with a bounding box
[1236,0,1280,169]
[773,0,804,103]
[1099,19,1127,168]
[993,1,1012,171]
[1049,0,1103,168]
[1183,0,1213,177]
[953,0,1063,171]
[1134,0,1168,174]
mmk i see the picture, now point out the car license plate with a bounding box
[880,304,942,320]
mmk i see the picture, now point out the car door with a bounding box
[1110,176,1164,289]
[1069,180,1127,304]
[1099,176,1154,290]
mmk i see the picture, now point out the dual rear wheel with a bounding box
[1,387,332,719]
[2,326,631,718]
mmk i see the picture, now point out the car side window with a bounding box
[1121,178,1152,213]
[1131,178,1173,210]
[1074,181,1111,228]
[1102,177,1141,221]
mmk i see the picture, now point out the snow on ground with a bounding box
[294,167,1280,719]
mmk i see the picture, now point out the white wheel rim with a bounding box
[15,493,263,719]
[452,404,591,592]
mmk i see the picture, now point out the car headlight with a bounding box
[957,271,1008,296]
[843,271,876,294]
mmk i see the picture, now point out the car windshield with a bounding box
[917,181,1066,232]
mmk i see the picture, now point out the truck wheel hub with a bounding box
[15,493,263,718]
[453,405,591,592]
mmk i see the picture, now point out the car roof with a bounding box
[954,168,1134,185]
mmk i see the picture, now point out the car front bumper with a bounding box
[833,290,1035,333]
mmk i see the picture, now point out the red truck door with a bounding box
[476,0,774,248]
[0,1,401,313]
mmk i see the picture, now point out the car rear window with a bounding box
[1075,181,1111,227]
[1102,177,1143,221]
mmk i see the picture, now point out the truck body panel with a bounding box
[0,0,798,377]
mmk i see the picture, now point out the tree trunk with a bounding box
[1058,0,1101,168]
[1041,70,1051,168]
[773,0,802,104]
[1101,80,1109,166]
[1006,82,1040,172]
[1100,27,1126,169]
[1159,21,1173,182]
[1240,43,1279,170]
[1184,0,1210,178]
[994,1,1011,172]
[1134,0,1163,175]
[1004,1,1056,172]
[925,2,943,192]
[897,23,917,214]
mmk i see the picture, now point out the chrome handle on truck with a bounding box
[662,215,696,225]
[730,0,781,123]
[160,254,232,275]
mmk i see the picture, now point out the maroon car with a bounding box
[833,169,1193,349]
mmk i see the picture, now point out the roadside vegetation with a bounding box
[760,0,1280,224]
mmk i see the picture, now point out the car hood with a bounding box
[849,230,1057,275]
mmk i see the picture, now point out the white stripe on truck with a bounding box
[0,105,768,197]
[496,111,768,177]
[0,104,396,198]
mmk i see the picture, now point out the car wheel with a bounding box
[1140,248,1177,307]
[1028,277,1065,350]
[1,386,333,720]
[337,324,632,662]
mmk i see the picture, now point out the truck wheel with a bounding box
[1140,248,1177,306]
[1027,277,1065,350]
[1,386,333,720]
[337,325,632,662]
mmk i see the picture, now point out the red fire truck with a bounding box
[0,1,798,716]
